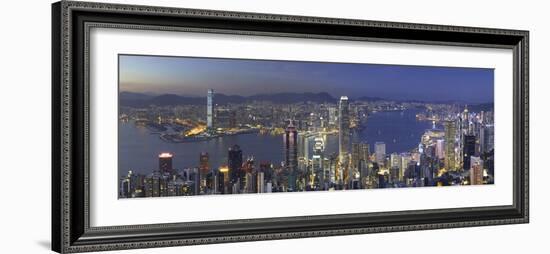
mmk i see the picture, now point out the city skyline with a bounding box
[119,54,494,104]
[118,54,495,198]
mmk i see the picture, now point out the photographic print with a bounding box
[118,54,495,199]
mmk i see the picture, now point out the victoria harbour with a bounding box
[119,109,434,176]
[118,54,495,198]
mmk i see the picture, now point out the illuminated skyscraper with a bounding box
[470,156,484,185]
[218,165,230,194]
[351,143,361,171]
[199,152,209,193]
[400,153,412,180]
[158,152,173,174]
[256,171,265,193]
[375,142,386,165]
[328,106,337,127]
[390,153,401,169]
[207,89,214,129]
[228,145,243,190]
[312,137,324,187]
[199,152,209,173]
[444,121,456,170]
[463,134,476,171]
[435,139,445,160]
[480,124,495,154]
[144,171,162,197]
[284,121,298,189]
[338,96,350,165]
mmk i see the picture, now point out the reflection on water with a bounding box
[118,109,434,176]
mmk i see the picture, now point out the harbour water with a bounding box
[118,109,435,176]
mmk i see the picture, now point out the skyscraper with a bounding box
[158,152,173,174]
[199,152,209,193]
[328,106,337,127]
[375,142,386,165]
[338,96,350,165]
[435,139,445,160]
[312,137,324,187]
[228,145,243,189]
[351,143,361,171]
[199,152,209,173]
[463,134,476,171]
[444,121,456,170]
[218,165,230,194]
[480,124,495,154]
[207,89,214,129]
[470,156,484,185]
[284,121,298,189]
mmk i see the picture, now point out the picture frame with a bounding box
[51,1,529,253]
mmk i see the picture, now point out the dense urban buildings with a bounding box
[118,55,494,198]
[118,87,495,198]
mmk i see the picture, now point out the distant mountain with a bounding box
[119,91,154,100]
[118,91,494,109]
[468,103,494,112]
[354,96,386,102]
[249,92,336,104]
[148,94,203,106]
[119,92,338,107]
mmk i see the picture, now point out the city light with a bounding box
[158,152,173,158]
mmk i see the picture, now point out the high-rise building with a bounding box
[354,143,368,170]
[435,139,445,160]
[228,145,243,188]
[375,142,386,165]
[444,121,456,170]
[199,152,209,193]
[480,124,495,154]
[120,170,135,198]
[463,135,476,171]
[361,143,370,163]
[256,171,265,193]
[389,153,402,182]
[470,156,484,185]
[218,165,230,194]
[199,152,209,170]
[312,137,324,187]
[244,172,256,193]
[207,89,214,129]
[284,121,298,189]
[338,96,350,165]
[328,106,337,127]
[400,153,412,180]
[303,136,310,163]
[144,171,162,197]
[158,152,173,174]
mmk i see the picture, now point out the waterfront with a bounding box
[119,109,434,176]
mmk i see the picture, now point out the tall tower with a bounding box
[312,137,325,187]
[228,145,243,190]
[374,142,386,165]
[158,152,173,174]
[338,96,350,164]
[463,134,476,171]
[444,121,456,170]
[207,89,214,129]
[284,121,298,172]
[199,152,209,193]
[284,120,298,190]
[470,156,484,185]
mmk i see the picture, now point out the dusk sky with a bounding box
[119,54,494,104]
